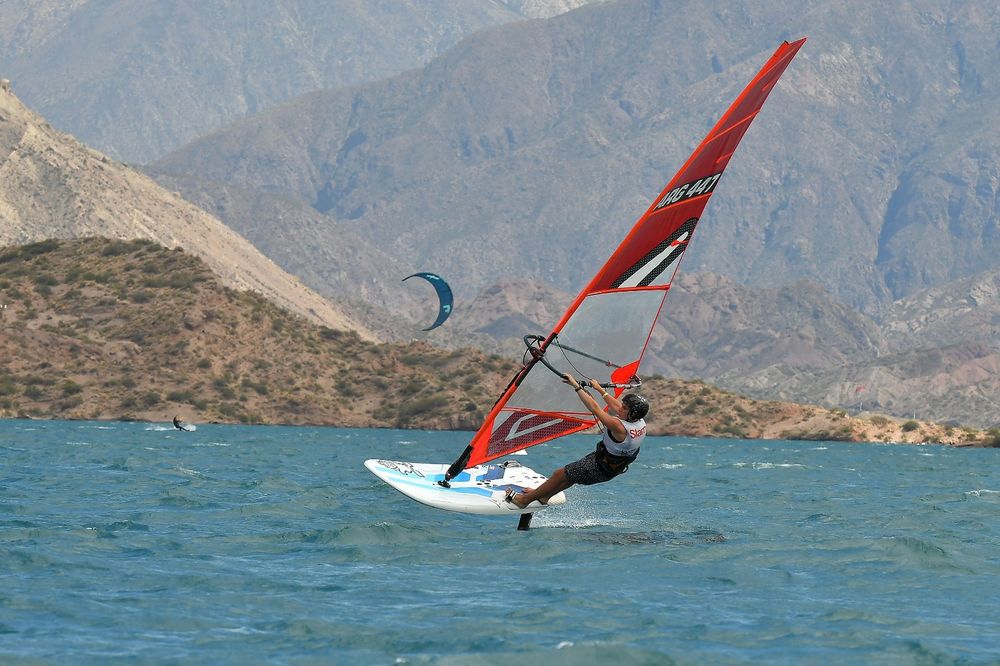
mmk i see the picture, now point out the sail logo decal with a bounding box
[654,173,722,210]
[378,460,425,478]
[504,414,564,442]
[612,217,699,288]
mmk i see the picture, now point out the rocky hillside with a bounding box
[0,238,509,429]
[0,84,371,338]
[2,238,995,448]
[348,272,1000,428]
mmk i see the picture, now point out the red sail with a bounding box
[464,39,806,468]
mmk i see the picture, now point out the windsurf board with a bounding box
[364,458,565,515]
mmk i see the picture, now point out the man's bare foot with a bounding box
[504,487,531,509]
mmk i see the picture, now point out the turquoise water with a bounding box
[1,420,999,664]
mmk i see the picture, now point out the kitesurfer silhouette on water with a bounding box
[172,415,190,432]
[506,373,648,508]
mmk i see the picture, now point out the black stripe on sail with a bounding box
[612,218,699,288]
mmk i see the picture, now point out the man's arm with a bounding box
[585,378,622,412]
[563,375,626,440]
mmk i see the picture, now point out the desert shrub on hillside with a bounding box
[319,327,342,341]
[101,239,150,257]
[399,354,425,366]
[902,420,919,432]
[395,395,449,424]
[23,385,45,400]
[241,379,269,396]
[714,423,747,437]
[82,271,112,283]
[212,378,236,399]
[34,273,58,287]
[57,396,83,410]
[18,239,61,258]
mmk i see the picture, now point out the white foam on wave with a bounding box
[220,626,266,635]
[193,441,230,447]
[965,489,1000,499]
[734,462,806,470]
[812,446,828,451]
[654,463,684,469]
[534,514,611,529]
[145,425,175,431]
[533,498,638,529]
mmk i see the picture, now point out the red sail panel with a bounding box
[464,39,806,469]
[482,411,593,461]
[585,39,806,298]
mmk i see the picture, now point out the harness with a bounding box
[595,440,640,476]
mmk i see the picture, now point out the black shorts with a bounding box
[565,451,617,486]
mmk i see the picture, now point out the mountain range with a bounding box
[149,0,1000,313]
[0,0,594,163]
[2,0,998,426]
[143,0,999,425]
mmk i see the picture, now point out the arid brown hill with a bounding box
[2,238,994,447]
[0,238,510,428]
[0,84,370,338]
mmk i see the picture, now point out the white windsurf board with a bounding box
[364,458,565,515]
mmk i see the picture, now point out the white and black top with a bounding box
[602,417,646,457]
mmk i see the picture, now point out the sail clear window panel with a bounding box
[506,289,666,416]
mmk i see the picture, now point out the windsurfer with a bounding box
[506,374,648,508]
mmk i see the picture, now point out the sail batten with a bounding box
[454,39,806,472]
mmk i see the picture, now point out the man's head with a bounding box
[621,393,649,421]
